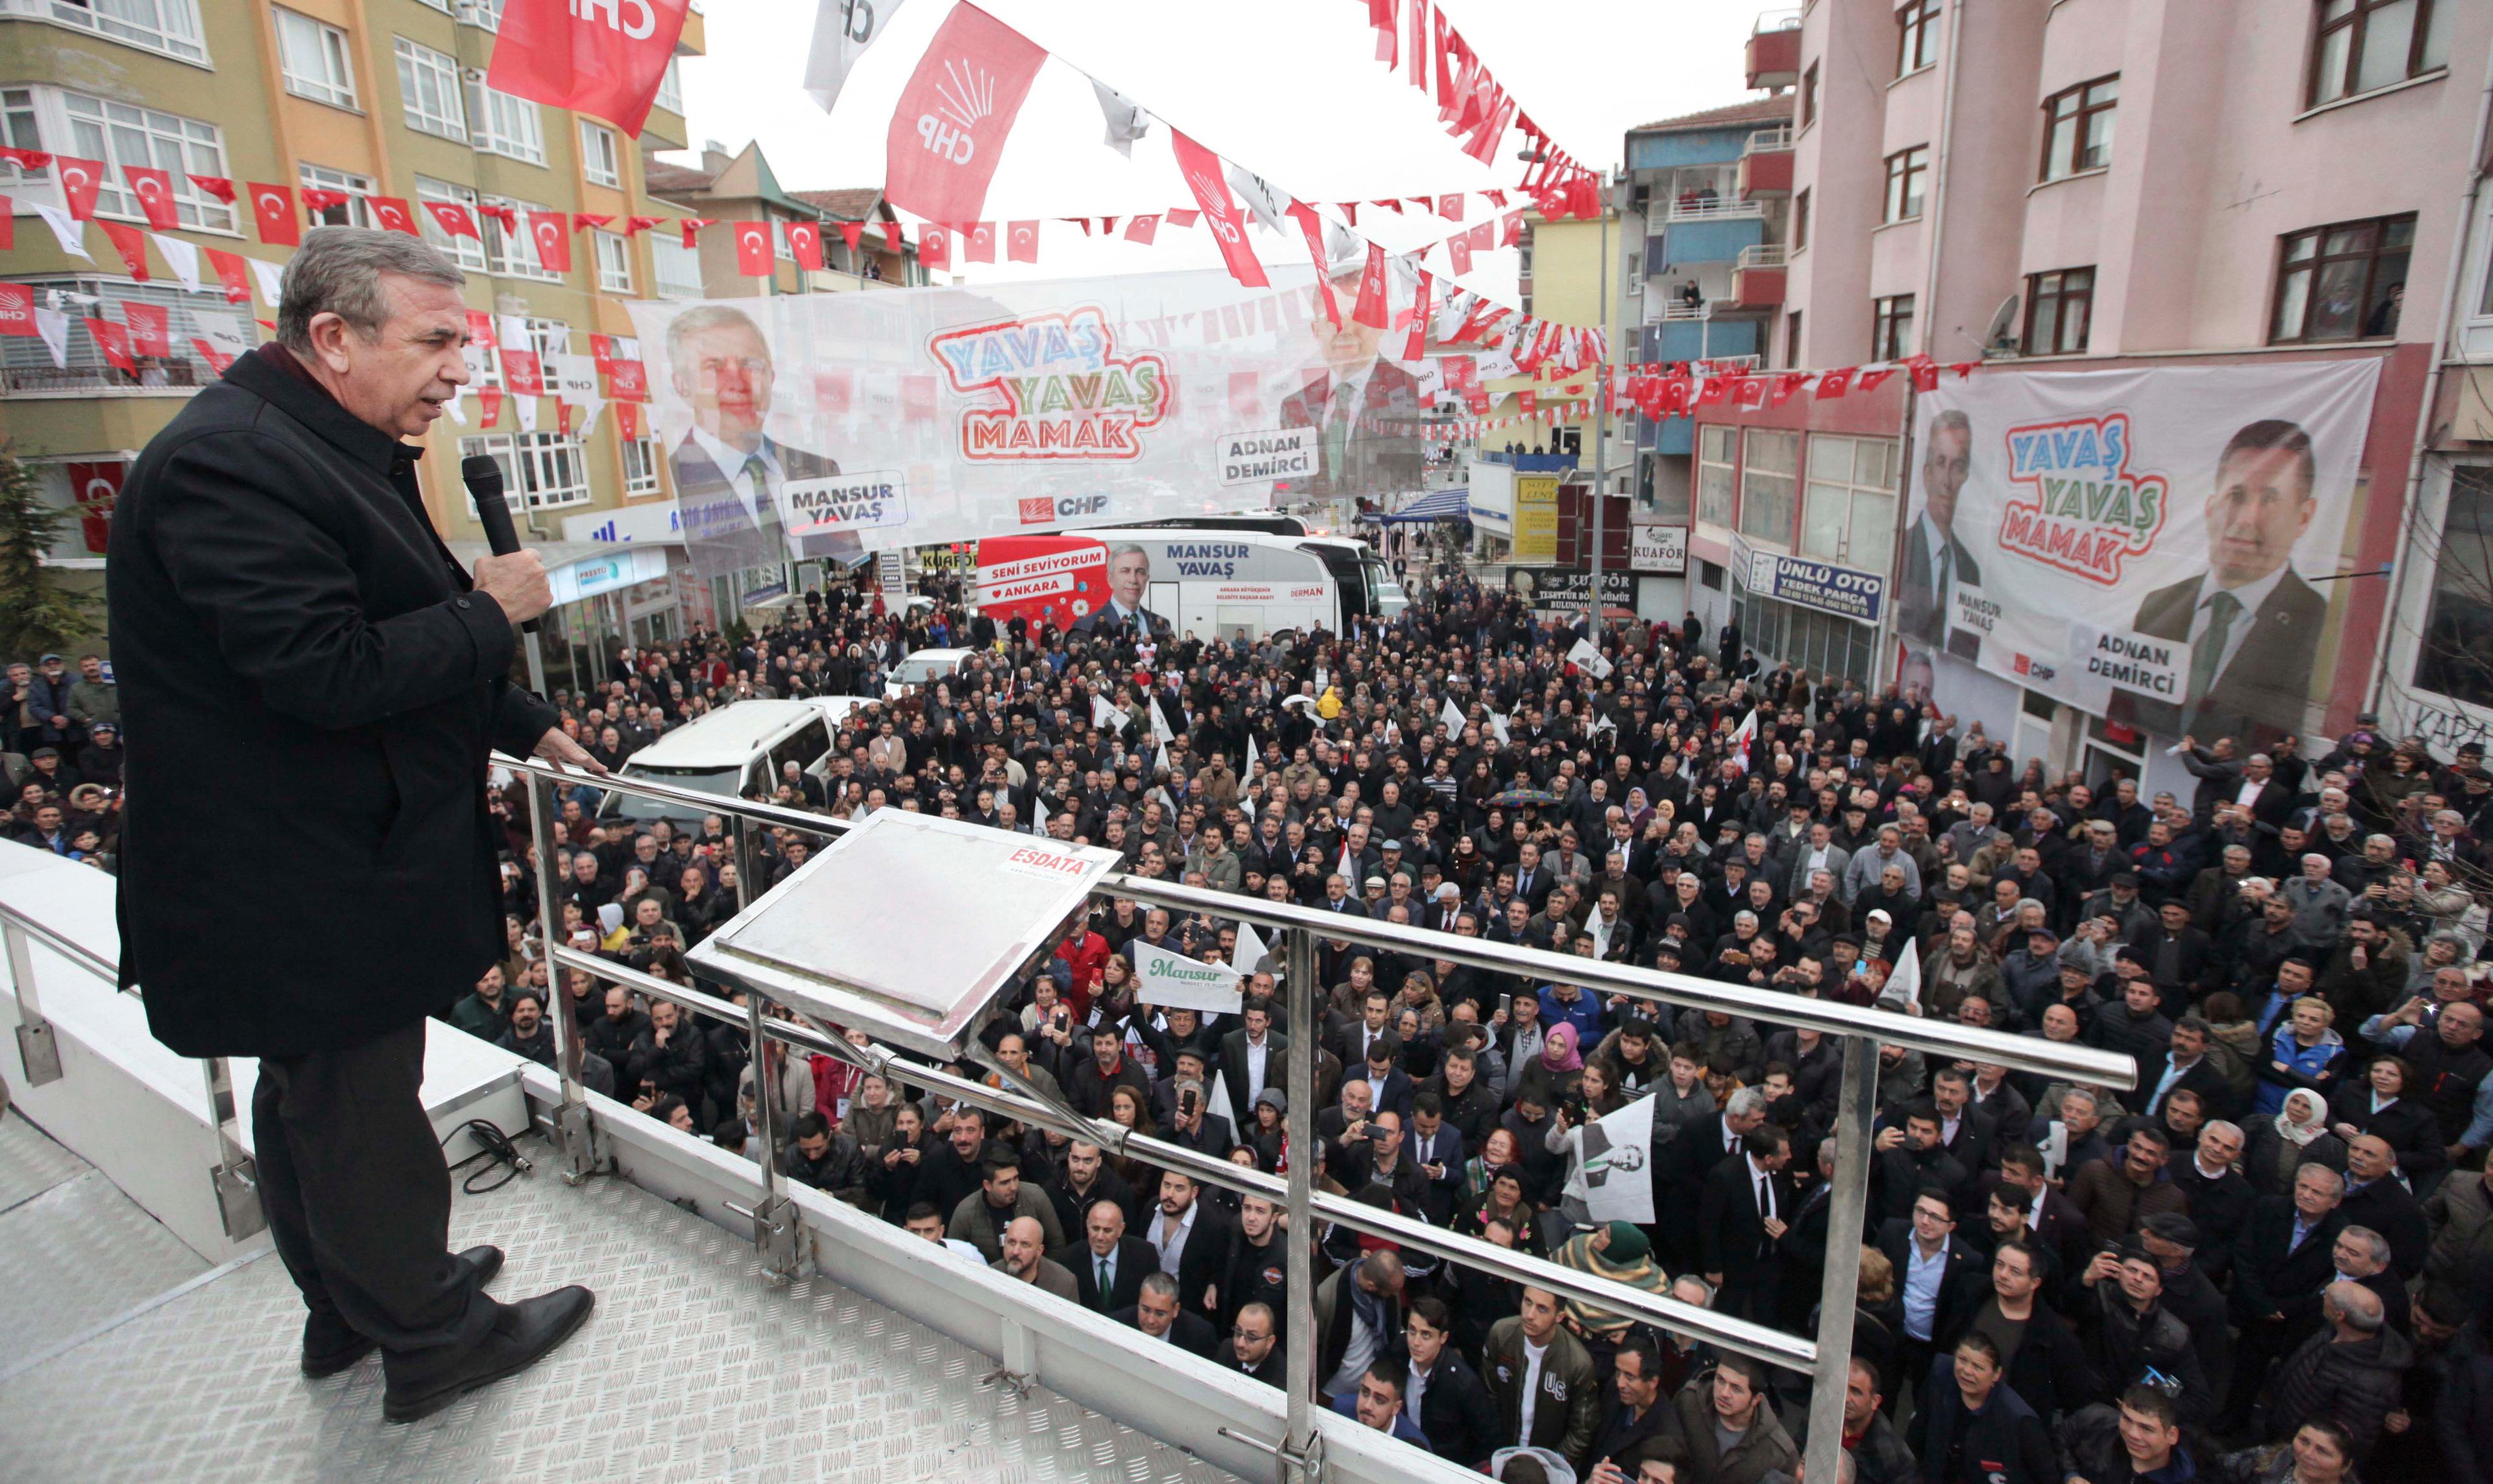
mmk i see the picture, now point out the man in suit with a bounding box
[1879,1189,1981,1398]
[1276,256,1426,500]
[1143,1170,1234,1318]
[1405,1296,1498,1467]
[110,229,595,1424]
[1653,1087,1770,1273]
[2129,420,2328,742]
[1699,1125,1793,1324]
[1052,1198,1156,1314]
[1900,408,1981,658]
[1214,1301,1286,1385]
[1217,998,1284,1133]
[2219,1163,2348,1430]
[1067,543,1171,641]
[663,302,859,576]
[1113,1272,1218,1357]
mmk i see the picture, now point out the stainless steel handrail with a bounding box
[499,754,2136,1090]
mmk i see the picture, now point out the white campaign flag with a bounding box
[10,195,91,260]
[1579,1093,1657,1226]
[1722,708,1758,776]
[1489,709,1511,745]
[1134,940,1245,1015]
[1882,939,1924,1012]
[1151,696,1177,749]
[1441,697,1465,734]
[1091,79,1150,156]
[149,232,201,292]
[1245,734,1260,780]
[1235,922,1272,976]
[803,0,913,112]
[1567,637,1613,678]
[32,307,69,369]
[1092,693,1127,732]
[247,256,284,308]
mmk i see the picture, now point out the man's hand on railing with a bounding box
[533,726,611,777]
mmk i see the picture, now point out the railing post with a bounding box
[5,920,63,1087]
[1280,926,1326,1484]
[529,769,600,1182]
[728,816,800,1281]
[1802,1034,1880,1484]
[202,1054,267,1241]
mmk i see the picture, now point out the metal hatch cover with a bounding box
[688,811,1121,1060]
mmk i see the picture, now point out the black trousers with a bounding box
[252,1018,493,1354]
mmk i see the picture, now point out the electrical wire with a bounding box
[441,1117,532,1194]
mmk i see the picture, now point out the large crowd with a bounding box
[21,549,2493,1484]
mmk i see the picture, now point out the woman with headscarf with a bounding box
[2240,1087,2350,1198]
[1517,1021,1585,1112]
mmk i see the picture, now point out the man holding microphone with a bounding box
[108,229,604,1423]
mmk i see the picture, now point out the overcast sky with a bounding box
[672,0,1758,295]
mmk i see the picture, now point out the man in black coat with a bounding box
[1406,1296,1498,1468]
[1214,1301,1286,1385]
[108,230,594,1422]
[1113,1273,1218,1357]
[1054,1198,1157,1315]
[1698,1125,1794,1324]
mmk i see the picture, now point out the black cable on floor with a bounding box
[441,1118,531,1194]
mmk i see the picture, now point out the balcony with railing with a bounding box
[1730,242,1789,308]
[1738,127,1794,198]
[1747,9,1803,90]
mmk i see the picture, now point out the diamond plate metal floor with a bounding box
[0,1134,1239,1484]
[0,1111,211,1361]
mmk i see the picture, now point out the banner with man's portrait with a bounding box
[623,264,1432,580]
[1899,360,2381,744]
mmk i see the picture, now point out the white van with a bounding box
[884,647,974,699]
[596,699,836,828]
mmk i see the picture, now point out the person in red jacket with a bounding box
[1052,921,1111,1019]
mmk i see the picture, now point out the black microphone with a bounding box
[462,453,539,635]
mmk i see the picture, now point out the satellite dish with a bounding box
[1983,295,2022,352]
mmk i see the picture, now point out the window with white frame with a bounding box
[652,232,703,299]
[524,317,570,360]
[654,56,684,114]
[456,0,503,29]
[1,0,210,64]
[621,436,662,496]
[0,275,245,390]
[416,175,486,271]
[593,230,632,294]
[274,7,358,110]
[1696,423,1737,530]
[395,36,466,140]
[33,88,236,231]
[465,77,544,164]
[578,119,619,187]
[299,163,374,228]
[460,432,588,510]
[1739,428,1799,545]
[482,195,560,280]
[1800,434,1898,575]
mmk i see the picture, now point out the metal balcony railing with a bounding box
[4,752,2135,1484]
[1652,299,1715,322]
[1744,126,1795,156]
[1665,199,1765,223]
[1755,8,1803,34]
[1737,243,1791,270]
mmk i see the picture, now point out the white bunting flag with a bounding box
[149,232,201,292]
[246,256,284,308]
[1567,637,1613,678]
[32,306,69,368]
[1489,709,1511,745]
[1150,696,1176,749]
[1441,697,1465,734]
[1235,922,1272,977]
[1134,939,1244,1015]
[803,0,913,112]
[1091,78,1150,157]
[14,195,92,260]
[1092,693,1128,732]
[1882,938,1923,1012]
[1722,708,1758,777]
[1245,734,1260,780]
[516,395,540,432]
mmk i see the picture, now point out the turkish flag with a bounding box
[248,182,299,245]
[1854,368,1898,393]
[881,220,903,254]
[786,219,823,271]
[967,221,995,261]
[1812,369,1854,400]
[919,225,950,270]
[301,188,349,215]
[86,317,135,373]
[608,359,649,401]
[527,210,572,272]
[571,212,613,232]
[123,302,170,357]
[1448,230,1473,276]
[1351,243,1389,329]
[678,217,713,249]
[55,156,104,221]
[1122,214,1156,245]
[839,221,865,253]
[1500,211,1522,247]
[1904,354,1939,392]
[123,166,178,230]
[614,401,641,441]
[882,3,1046,226]
[623,215,662,235]
[1006,220,1037,262]
[186,173,234,203]
[68,462,121,555]
[0,283,34,337]
[502,349,544,397]
[733,221,771,275]
[478,387,504,427]
[478,203,518,233]
[188,338,232,373]
[426,200,480,239]
[1167,208,1198,227]
[468,310,497,349]
[370,197,418,235]
[95,220,149,279]
[1172,130,1266,288]
[205,249,250,304]
[484,0,692,137]
[0,146,52,172]
[1437,193,1463,221]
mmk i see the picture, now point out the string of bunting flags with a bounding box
[1415,354,1988,441]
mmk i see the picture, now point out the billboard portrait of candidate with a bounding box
[664,303,860,579]
[1275,256,1426,501]
[1902,359,2380,744]
[1066,543,1171,639]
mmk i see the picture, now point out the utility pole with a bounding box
[1586,168,1613,640]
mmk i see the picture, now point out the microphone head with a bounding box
[461,453,504,497]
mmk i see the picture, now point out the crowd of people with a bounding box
[37,543,2490,1484]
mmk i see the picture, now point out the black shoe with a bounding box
[381,1285,595,1424]
[299,1246,508,1378]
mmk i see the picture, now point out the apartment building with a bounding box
[1670,0,2486,782]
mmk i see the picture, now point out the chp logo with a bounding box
[567,0,659,40]
[917,53,1000,165]
[1017,494,1112,526]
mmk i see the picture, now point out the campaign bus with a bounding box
[973,526,1406,641]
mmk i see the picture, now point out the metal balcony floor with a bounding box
[0,1126,1238,1484]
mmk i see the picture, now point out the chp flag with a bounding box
[485,0,693,136]
[881,3,1046,227]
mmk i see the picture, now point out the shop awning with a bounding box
[1370,486,1469,524]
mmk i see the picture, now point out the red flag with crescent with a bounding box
[371,197,419,235]
[734,221,771,275]
[122,166,177,230]
[1006,220,1037,262]
[786,219,824,271]
[96,220,149,280]
[527,210,572,272]
[206,249,250,304]
[248,182,299,245]
[426,201,480,239]
[55,156,104,221]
